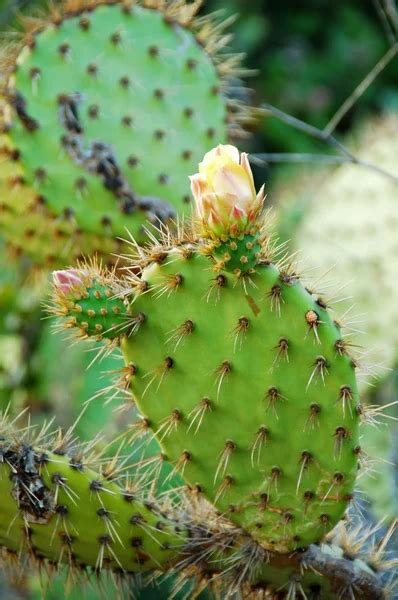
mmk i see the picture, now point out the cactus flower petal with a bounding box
[53,269,84,294]
[190,144,265,237]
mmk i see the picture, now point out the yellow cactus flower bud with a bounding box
[190,144,265,238]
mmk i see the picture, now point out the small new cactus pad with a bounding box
[0,0,250,266]
[51,145,362,553]
[51,266,132,341]
[287,114,398,377]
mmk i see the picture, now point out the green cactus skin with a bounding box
[0,108,118,267]
[0,421,391,600]
[0,0,249,266]
[51,232,361,553]
[124,254,360,553]
[0,430,187,573]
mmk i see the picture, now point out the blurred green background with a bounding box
[204,0,398,151]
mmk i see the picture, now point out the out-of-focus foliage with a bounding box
[204,0,398,154]
[359,369,398,523]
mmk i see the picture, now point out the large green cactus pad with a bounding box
[52,243,361,552]
[0,0,247,265]
[122,249,360,552]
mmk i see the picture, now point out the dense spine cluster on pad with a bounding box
[0,419,188,573]
[0,0,250,266]
[50,145,363,555]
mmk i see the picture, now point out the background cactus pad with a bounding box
[0,0,250,266]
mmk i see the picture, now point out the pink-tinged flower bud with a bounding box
[190,144,265,237]
[53,269,84,294]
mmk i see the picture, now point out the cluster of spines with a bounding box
[181,517,397,600]
[0,413,188,576]
[50,266,135,343]
[117,213,281,283]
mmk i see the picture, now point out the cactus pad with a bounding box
[51,266,132,341]
[51,145,362,552]
[0,420,187,573]
[121,249,360,552]
[0,0,249,266]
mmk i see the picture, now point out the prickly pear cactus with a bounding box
[0,0,250,266]
[284,114,398,377]
[51,145,363,553]
[0,417,393,600]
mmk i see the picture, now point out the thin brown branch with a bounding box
[260,103,398,184]
[303,544,385,600]
[251,153,347,166]
[260,103,352,156]
[373,0,397,43]
[384,0,398,34]
[323,43,398,136]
